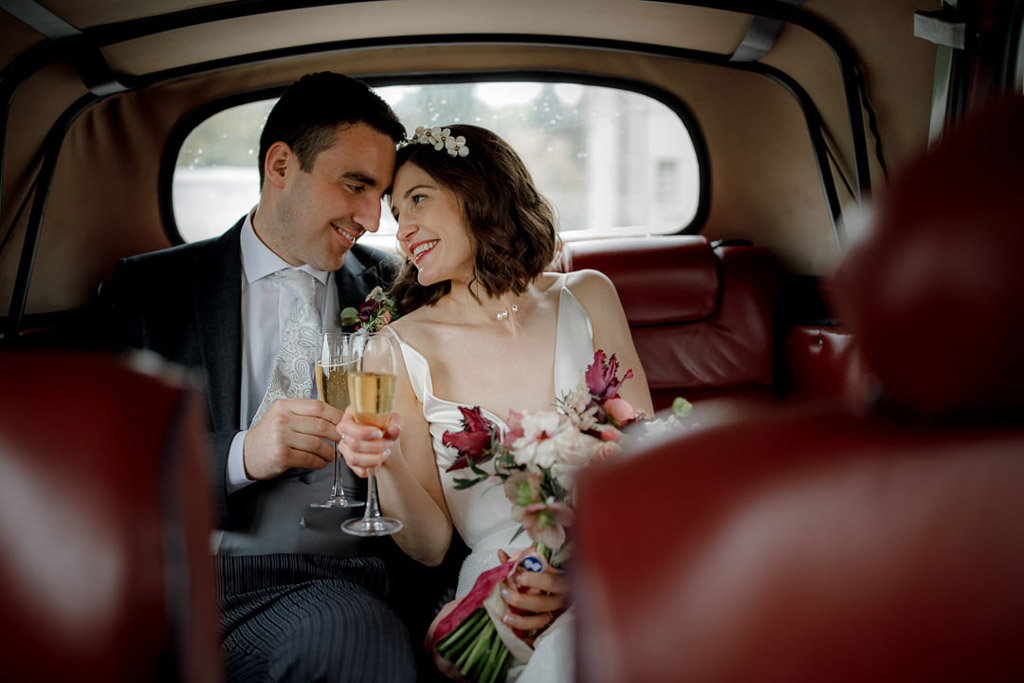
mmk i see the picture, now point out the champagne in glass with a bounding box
[342,333,403,536]
[348,371,397,430]
[310,332,364,508]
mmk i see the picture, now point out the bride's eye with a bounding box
[411,194,426,205]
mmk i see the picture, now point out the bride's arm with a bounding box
[564,269,655,415]
[337,337,452,566]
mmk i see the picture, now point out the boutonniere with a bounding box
[340,286,399,333]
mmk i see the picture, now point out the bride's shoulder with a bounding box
[536,269,611,292]
[559,268,617,301]
[389,304,446,344]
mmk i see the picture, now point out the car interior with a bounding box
[0,0,1021,680]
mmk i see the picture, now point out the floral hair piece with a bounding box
[407,126,470,157]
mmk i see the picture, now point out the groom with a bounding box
[98,72,417,681]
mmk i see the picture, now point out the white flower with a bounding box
[431,127,447,151]
[405,125,469,157]
[510,410,608,473]
[561,384,600,431]
[446,134,469,157]
[635,416,685,438]
[510,411,570,468]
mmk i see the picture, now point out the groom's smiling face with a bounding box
[259,122,396,271]
[392,161,475,286]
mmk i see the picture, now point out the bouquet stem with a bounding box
[437,607,488,657]
[436,607,514,682]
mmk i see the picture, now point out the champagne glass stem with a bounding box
[363,469,382,520]
[330,443,342,497]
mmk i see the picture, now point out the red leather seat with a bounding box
[781,323,867,403]
[0,350,221,682]
[573,95,1024,682]
[557,236,778,410]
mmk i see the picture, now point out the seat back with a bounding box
[0,350,221,683]
[556,236,778,409]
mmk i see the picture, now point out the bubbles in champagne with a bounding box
[315,361,352,410]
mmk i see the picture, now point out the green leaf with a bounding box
[453,474,489,490]
[340,306,360,326]
[672,396,693,417]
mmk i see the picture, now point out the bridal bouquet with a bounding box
[432,350,690,682]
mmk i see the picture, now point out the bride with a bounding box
[337,124,653,681]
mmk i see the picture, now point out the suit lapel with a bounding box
[193,219,244,433]
[335,246,383,311]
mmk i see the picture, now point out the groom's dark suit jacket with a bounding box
[100,218,398,537]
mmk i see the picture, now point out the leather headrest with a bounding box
[558,236,719,325]
[833,95,1024,420]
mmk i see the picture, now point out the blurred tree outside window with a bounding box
[172,81,700,245]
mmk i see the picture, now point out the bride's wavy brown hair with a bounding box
[387,125,558,314]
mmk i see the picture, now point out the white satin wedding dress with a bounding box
[393,275,594,682]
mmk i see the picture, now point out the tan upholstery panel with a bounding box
[15,44,839,314]
[97,1,750,76]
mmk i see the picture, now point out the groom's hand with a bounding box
[243,398,341,480]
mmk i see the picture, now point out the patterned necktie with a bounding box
[250,269,322,427]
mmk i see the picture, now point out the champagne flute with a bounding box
[311,332,364,508]
[342,332,403,536]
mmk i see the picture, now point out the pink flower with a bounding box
[602,397,636,426]
[442,406,498,472]
[585,350,634,403]
[501,409,526,449]
[599,426,621,442]
[521,502,575,550]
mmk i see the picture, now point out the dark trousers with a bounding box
[217,554,416,683]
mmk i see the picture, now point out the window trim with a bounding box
[159,69,710,245]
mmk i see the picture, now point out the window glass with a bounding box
[172,80,701,244]
[1018,24,1024,91]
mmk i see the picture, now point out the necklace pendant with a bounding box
[496,304,518,321]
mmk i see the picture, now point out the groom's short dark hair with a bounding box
[258,71,405,186]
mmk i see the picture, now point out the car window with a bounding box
[171,80,703,244]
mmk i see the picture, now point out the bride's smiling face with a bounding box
[392,161,475,286]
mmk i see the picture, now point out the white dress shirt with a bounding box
[226,208,341,492]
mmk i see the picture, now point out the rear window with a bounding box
[171,79,704,246]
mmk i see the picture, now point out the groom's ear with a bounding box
[264,141,293,189]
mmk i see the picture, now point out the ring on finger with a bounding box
[340,433,346,443]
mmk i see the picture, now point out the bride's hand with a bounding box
[496,549,570,633]
[336,405,402,478]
